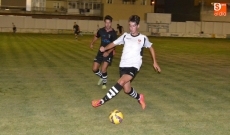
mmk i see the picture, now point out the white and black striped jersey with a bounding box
[113,32,152,70]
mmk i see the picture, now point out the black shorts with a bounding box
[119,67,138,78]
[94,52,113,65]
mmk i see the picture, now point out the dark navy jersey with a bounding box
[73,24,79,31]
[96,27,117,47]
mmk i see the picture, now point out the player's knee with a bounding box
[101,68,107,73]
[123,88,129,94]
[117,80,126,87]
[92,68,98,73]
[101,64,109,73]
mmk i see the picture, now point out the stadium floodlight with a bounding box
[151,0,155,5]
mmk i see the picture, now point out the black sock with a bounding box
[126,87,140,100]
[100,83,123,104]
[94,69,102,78]
[102,72,107,85]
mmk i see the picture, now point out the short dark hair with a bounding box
[104,15,113,22]
[129,15,140,25]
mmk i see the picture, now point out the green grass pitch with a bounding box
[0,33,230,135]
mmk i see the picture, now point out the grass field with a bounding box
[0,33,229,135]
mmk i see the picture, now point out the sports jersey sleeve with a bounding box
[113,33,127,45]
[143,36,152,48]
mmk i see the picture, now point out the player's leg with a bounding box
[92,57,103,85]
[92,62,101,75]
[92,67,137,108]
[92,74,133,107]
[100,54,113,89]
[100,61,109,89]
[77,31,81,37]
[75,31,78,39]
[123,82,146,109]
[100,54,114,89]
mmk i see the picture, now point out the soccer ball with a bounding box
[109,110,124,124]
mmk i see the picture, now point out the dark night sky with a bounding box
[164,0,194,12]
[155,0,200,21]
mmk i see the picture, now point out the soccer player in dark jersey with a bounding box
[73,22,80,39]
[12,23,16,33]
[92,15,161,109]
[90,15,117,90]
[117,24,124,35]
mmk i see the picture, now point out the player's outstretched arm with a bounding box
[90,36,98,49]
[100,42,116,52]
[149,46,161,73]
[105,42,116,51]
[100,33,125,52]
[102,47,115,57]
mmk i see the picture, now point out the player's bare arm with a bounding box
[149,46,161,73]
[100,42,116,52]
[103,48,114,57]
[90,36,98,49]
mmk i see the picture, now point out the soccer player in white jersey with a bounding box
[92,15,161,109]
